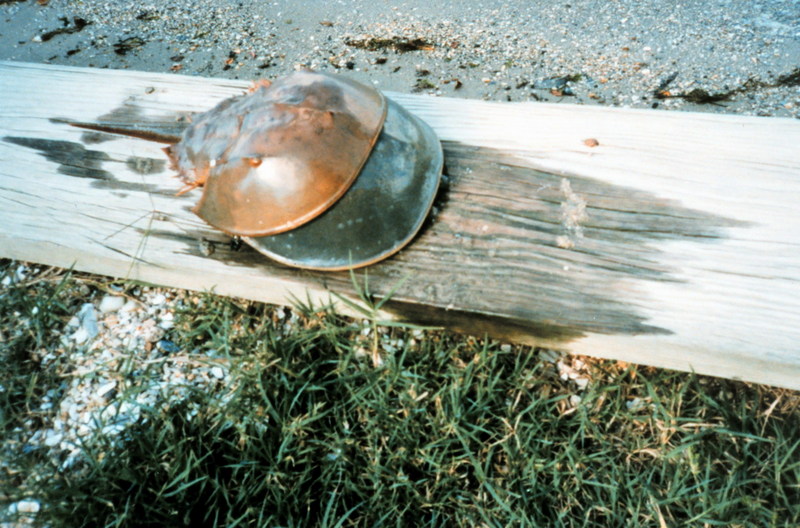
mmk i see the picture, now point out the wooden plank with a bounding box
[1,61,799,389]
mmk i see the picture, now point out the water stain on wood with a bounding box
[126,156,165,175]
[305,142,742,339]
[133,142,742,341]
[3,136,112,180]
[2,136,169,195]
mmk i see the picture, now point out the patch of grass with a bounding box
[0,263,84,502]
[2,262,799,526]
[0,264,79,432]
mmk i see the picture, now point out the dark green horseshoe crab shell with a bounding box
[243,98,443,270]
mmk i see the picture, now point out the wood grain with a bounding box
[1,61,799,389]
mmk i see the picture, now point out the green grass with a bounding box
[0,264,79,438]
[1,261,799,527]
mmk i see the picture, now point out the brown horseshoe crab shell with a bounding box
[165,71,387,236]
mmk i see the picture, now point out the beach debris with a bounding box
[413,77,437,92]
[344,36,434,52]
[37,16,90,43]
[653,71,679,98]
[113,36,145,55]
[135,10,161,22]
[679,88,731,104]
[533,74,583,96]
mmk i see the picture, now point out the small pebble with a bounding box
[43,430,62,447]
[159,311,175,330]
[8,499,41,514]
[71,326,91,344]
[158,339,181,353]
[76,303,99,340]
[96,380,117,398]
[120,300,139,312]
[99,295,126,313]
[626,397,645,411]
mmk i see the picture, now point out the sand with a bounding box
[1,0,798,117]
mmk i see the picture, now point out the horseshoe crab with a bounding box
[72,71,443,270]
[165,72,388,237]
[246,96,442,270]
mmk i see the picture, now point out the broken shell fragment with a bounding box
[165,71,387,236]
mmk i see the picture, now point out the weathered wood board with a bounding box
[1,61,799,389]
